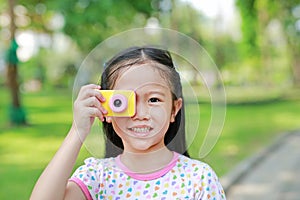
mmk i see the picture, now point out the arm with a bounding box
[64,181,88,200]
[30,84,107,200]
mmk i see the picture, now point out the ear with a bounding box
[170,98,182,123]
[105,116,112,123]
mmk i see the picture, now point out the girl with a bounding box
[30,46,226,200]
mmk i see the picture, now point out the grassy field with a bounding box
[0,86,299,199]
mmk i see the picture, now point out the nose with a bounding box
[132,99,150,120]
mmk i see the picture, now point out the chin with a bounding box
[131,141,164,153]
[131,144,153,153]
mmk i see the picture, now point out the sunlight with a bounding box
[16,31,37,62]
[181,0,236,20]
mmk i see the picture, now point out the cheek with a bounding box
[150,106,165,116]
[149,106,171,126]
[152,101,173,116]
[111,118,128,135]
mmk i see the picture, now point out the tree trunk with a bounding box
[7,63,20,107]
[286,37,300,88]
[292,52,300,87]
[7,0,26,125]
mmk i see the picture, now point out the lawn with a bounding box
[0,86,299,199]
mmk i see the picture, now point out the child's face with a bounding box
[106,63,182,154]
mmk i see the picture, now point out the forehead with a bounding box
[113,63,170,90]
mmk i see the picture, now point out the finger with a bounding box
[84,87,106,103]
[92,98,108,115]
[78,84,101,100]
[83,96,101,107]
[82,97,107,117]
[98,104,108,115]
[95,97,108,115]
[93,89,106,102]
[86,107,104,121]
[82,96,108,114]
[85,84,101,90]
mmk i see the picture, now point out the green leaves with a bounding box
[50,0,153,52]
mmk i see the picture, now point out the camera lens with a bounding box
[109,93,128,113]
[113,99,122,108]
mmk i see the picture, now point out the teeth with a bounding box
[131,127,150,133]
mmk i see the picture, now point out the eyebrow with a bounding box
[146,90,167,97]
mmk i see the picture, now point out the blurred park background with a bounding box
[0,0,300,199]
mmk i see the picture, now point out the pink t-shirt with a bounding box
[70,152,226,199]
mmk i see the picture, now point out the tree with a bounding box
[236,0,259,58]
[276,0,300,87]
[236,0,300,87]
[44,0,153,53]
[0,0,157,125]
[6,0,26,125]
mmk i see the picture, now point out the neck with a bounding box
[120,147,174,174]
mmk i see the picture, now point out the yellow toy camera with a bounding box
[98,90,136,117]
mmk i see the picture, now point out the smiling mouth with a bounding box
[129,127,151,133]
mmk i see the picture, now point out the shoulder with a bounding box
[73,157,116,178]
[176,154,221,183]
[70,157,117,199]
[177,154,213,171]
[176,154,226,199]
[82,157,114,168]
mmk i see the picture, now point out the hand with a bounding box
[72,84,107,140]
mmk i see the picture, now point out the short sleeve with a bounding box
[69,157,103,200]
[197,164,226,200]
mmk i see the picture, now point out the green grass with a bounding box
[0,86,300,199]
[201,100,300,175]
[0,87,90,199]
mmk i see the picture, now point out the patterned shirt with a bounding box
[70,152,226,200]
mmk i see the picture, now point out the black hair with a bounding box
[100,46,189,158]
